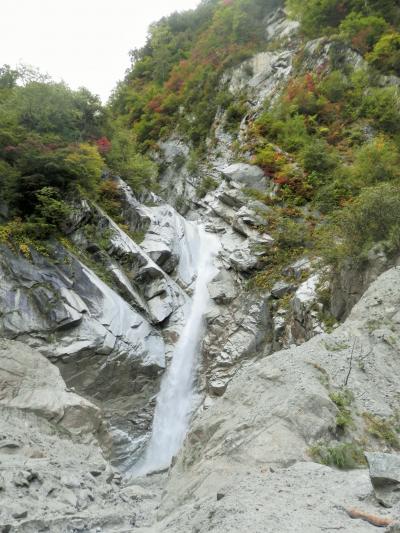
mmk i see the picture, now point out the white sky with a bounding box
[1,0,201,102]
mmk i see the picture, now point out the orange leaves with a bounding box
[147,96,164,113]
[273,174,290,186]
[165,59,191,93]
[286,73,317,103]
[305,72,316,92]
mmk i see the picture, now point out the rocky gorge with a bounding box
[2,2,400,532]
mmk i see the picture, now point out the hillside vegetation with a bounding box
[108,0,400,275]
[0,65,155,253]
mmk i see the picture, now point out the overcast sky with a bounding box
[1,0,201,101]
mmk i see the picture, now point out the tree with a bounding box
[0,65,19,89]
[106,129,157,191]
[339,13,388,54]
[286,0,351,36]
[367,33,400,76]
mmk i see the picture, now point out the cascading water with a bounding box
[134,223,220,475]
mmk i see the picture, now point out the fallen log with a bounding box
[346,507,396,528]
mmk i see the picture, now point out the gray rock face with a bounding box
[142,267,400,532]
[290,273,325,344]
[0,245,165,371]
[3,169,276,472]
[220,163,266,190]
[271,280,295,299]
[208,271,237,305]
[366,453,400,507]
[203,292,271,395]
[0,244,165,467]
[0,339,136,532]
[331,245,400,320]
[0,339,104,442]
[147,464,379,533]
[228,246,259,272]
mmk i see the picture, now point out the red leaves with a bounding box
[351,28,374,54]
[286,73,317,102]
[95,136,112,154]
[165,63,187,92]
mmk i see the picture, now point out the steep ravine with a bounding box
[0,168,281,530]
[2,5,400,533]
[1,170,398,532]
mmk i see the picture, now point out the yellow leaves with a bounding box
[0,224,12,243]
[63,142,104,195]
[65,142,103,176]
[19,243,31,259]
[0,219,35,259]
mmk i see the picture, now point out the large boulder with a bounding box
[290,273,325,344]
[0,339,103,441]
[203,292,271,395]
[365,453,400,507]
[207,271,237,305]
[0,339,138,531]
[220,163,266,190]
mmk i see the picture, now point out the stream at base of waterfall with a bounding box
[133,223,220,475]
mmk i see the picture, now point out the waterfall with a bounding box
[134,224,220,475]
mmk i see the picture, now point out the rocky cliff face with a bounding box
[135,267,400,532]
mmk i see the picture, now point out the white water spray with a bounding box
[134,224,220,475]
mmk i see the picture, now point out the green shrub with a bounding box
[254,144,284,173]
[63,143,104,194]
[309,441,366,469]
[312,166,356,213]
[287,0,351,37]
[367,33,400,76]
[5,141,104,216]
[0,218,51,257]
[351,136,400,186]
[360,87,400,133]
[257,113,311,153]
[329,389,354,431]
[299,139,338,176]
[320,183,400,266]
[106,130,157,192]
[0,159,21,207]
[281,115,311,152]
[98,179,124,222]
[339,13,388,54]
[363,413,400,448]
[272,217,310,250]
[318,70,349,103]
[196,175,219,199]
[34,187,71,229]
[187,149,201,175]
[225,100,248,133]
